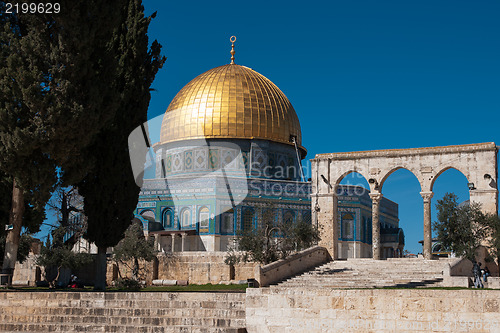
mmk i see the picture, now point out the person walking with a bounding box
[472,261,483,288]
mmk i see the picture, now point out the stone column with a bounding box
[154,234,160,252]
[332,190,338,259]
[315,191,339,260]
[181,233,186,252]
[369,192,383,260]
[171,234,176,252]
[420,191,434,259]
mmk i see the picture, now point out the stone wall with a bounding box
[106,252,258,286]
[11,251,256,287]
[11,254,40,286]
[246,288,500,332]
[0,291,246,332]
[155,252,257,284]
[3,286,500,332]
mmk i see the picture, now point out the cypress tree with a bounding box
[0,1,124,277]
[77,0,165,290]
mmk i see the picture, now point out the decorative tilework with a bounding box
[209,149,220,169]
[222,149,235,168]
[240,151,249,170]
[194,149,207,170]
[268,153,276,168]
[185,151,193,170]
[172,153,183,172]
[253,149,267,168]
[166,155,172,173]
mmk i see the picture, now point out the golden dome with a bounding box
[160,64,306,155]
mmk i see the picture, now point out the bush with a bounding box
[114,278,141,291]
[225,212,320,265]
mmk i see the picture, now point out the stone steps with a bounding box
[272,258,456,290]
[0,323,246,333]
[0,292,247,332]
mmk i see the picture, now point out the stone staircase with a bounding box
[273,257,460,289]
[0,291,247,332]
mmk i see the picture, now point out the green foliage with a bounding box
[0,233,34,265]
[481,214,500,263]
[433,193,489,261]
[0,172,44,266]
[114,278,142,291]
[0,0,129,271]
[225,212,320,265]
[113,220,156,280]
[76,0,165,290]
[141,283,248,292]
[36,227,92,287]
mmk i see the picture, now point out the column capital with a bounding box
[369,192,383,201]
[420,191,434,202]
[181,233,187,238]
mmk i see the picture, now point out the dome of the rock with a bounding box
[159,63,306,156]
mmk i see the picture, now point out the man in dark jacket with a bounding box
[472,261,483,288]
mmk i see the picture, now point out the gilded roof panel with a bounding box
[160,64,305,154]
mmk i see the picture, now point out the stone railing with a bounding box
[255,246,331,287]
[441,257,471,287]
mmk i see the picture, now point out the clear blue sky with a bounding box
[36,1,500,254]
[141,0,500,254]
[144,0,500,253]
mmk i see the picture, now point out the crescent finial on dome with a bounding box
[230,36,236,64]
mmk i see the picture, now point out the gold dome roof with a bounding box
[160,64,305,155]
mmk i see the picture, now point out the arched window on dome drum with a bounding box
[180,208,191,228]
[361,217,366,243]
[199,207,210,231]
[162,208,173,229]
[221,209,234,234]
[140,210,156,222]
[302,211,312,225]
[342,213,354,240]
[242,208,255,231]
[262,208,277,229]
[283,210,295,225]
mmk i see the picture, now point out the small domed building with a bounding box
[135,39,403,258]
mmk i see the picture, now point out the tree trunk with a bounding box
[50,266,62,289]
[133,258,139,281]
[61,191,69,227]
[94,246,107,290]
[1,180,25,281]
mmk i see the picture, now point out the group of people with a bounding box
[472,261,490,288]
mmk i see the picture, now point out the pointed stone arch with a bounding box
[379,166,423,193]
[336,170,371,187]
[430,166,470,191]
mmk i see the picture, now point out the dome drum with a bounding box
[155,138,303,181]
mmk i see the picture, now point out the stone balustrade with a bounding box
[255,246,331,287]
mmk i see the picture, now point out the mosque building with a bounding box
[134,37,404,259]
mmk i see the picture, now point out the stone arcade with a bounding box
[312,142,498,260]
